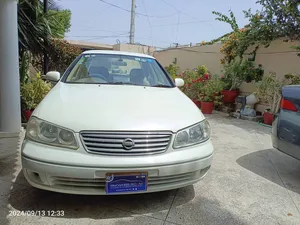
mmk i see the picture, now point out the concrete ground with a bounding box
[1,114,300,225]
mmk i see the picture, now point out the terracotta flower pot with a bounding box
[264,112,274,125]
[201,101,214,114]
[221,90,239,103]
[192,99,201,108]
[23,109,33,121]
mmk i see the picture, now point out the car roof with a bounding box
[82,50,155,59]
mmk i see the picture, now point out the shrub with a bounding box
[164,63,179,80]
[33,39,82,74]
[222,58,264,90]
[180,67,210,100]
[200,76,225,103]
[21,72,52,110]
[256,72,287,114]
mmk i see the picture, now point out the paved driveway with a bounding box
[1,114,300,225]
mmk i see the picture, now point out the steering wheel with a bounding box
[89,74,109,82]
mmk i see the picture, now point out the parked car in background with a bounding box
[272,85,300,160]
[21,50,214,195]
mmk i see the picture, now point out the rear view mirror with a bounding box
[111,61,127,66]
[45,71,60,82]
[175,78,184,87]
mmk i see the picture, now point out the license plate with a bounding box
[105,172,148,194]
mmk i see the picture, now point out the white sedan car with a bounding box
[22,50,213,195]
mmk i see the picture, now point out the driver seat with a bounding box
[89,67,110,81]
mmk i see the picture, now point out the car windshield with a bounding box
[64,54,173,87]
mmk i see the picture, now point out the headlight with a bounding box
[26,117,78,149]
[173,120,211,149]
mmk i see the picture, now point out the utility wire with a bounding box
[160,0,200,21]
[66,33,129,41]
[141,0,153,46]
[175,12,180,43]
[151,20,215,27]
[99,0,177,18]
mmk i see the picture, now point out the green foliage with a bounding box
[213,10,239,32]
[32,39,82,74]
[18,0,72,56]
[256,0,300,40]
[222,58,264,90]
[200,77,225,102]
[164,63,179,80]
[19,51,31,84]
[181,67,210,100]
[214,9,275,63]
[256,72,288,113]
[20,73,52,110]
[213,1,300,62]
[285,73,300,85]
[196,65,209,76]
[48,9,71,38]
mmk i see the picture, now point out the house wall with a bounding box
[113,44,156,55]
[153,44,224,75]
[153,40,300,112]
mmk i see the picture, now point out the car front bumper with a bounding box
[21,139,213,195]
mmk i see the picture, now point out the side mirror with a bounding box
[45,71,60,82]
[175,78,184,87]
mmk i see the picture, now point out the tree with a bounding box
[18,0,71,55]
[18,0,72,83]
[212,0,300,63]
[32,39,82,74]
[255,0,300,40]
[48,9,71,38]
[254,0,300,56]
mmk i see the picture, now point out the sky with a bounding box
[59,0,261,48]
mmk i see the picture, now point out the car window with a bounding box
[64,54,173,87]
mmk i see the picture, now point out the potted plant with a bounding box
[181,66,210,108]
[256,72,286,125]
[21,73,52,121]
[200,77,224,114]
[221,58,264,103]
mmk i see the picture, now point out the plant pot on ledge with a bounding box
[192,99,201,108]
[264,112,274,125]
[221,90,239,103]
[201,101,214,114]
[23,109,33,122]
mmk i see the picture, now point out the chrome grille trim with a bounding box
[50,171,194,188]
[80,131,173,155]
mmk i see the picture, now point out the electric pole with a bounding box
[43,0,49,75]
[129,0,136,44]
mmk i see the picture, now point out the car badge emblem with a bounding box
[122,138,135,150]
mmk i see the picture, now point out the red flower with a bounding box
[203,74,210,80]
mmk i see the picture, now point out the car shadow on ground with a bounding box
[237,148,300,194]
[8,171,193,221]
[8,172,248,225]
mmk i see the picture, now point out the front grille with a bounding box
[80,131,172,155]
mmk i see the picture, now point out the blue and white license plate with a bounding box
[105,173,148,194]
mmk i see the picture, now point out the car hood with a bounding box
[33,82,205,132]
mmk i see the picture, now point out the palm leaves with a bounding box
[18,0,63,56]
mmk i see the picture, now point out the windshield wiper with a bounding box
[152,84,172,88]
